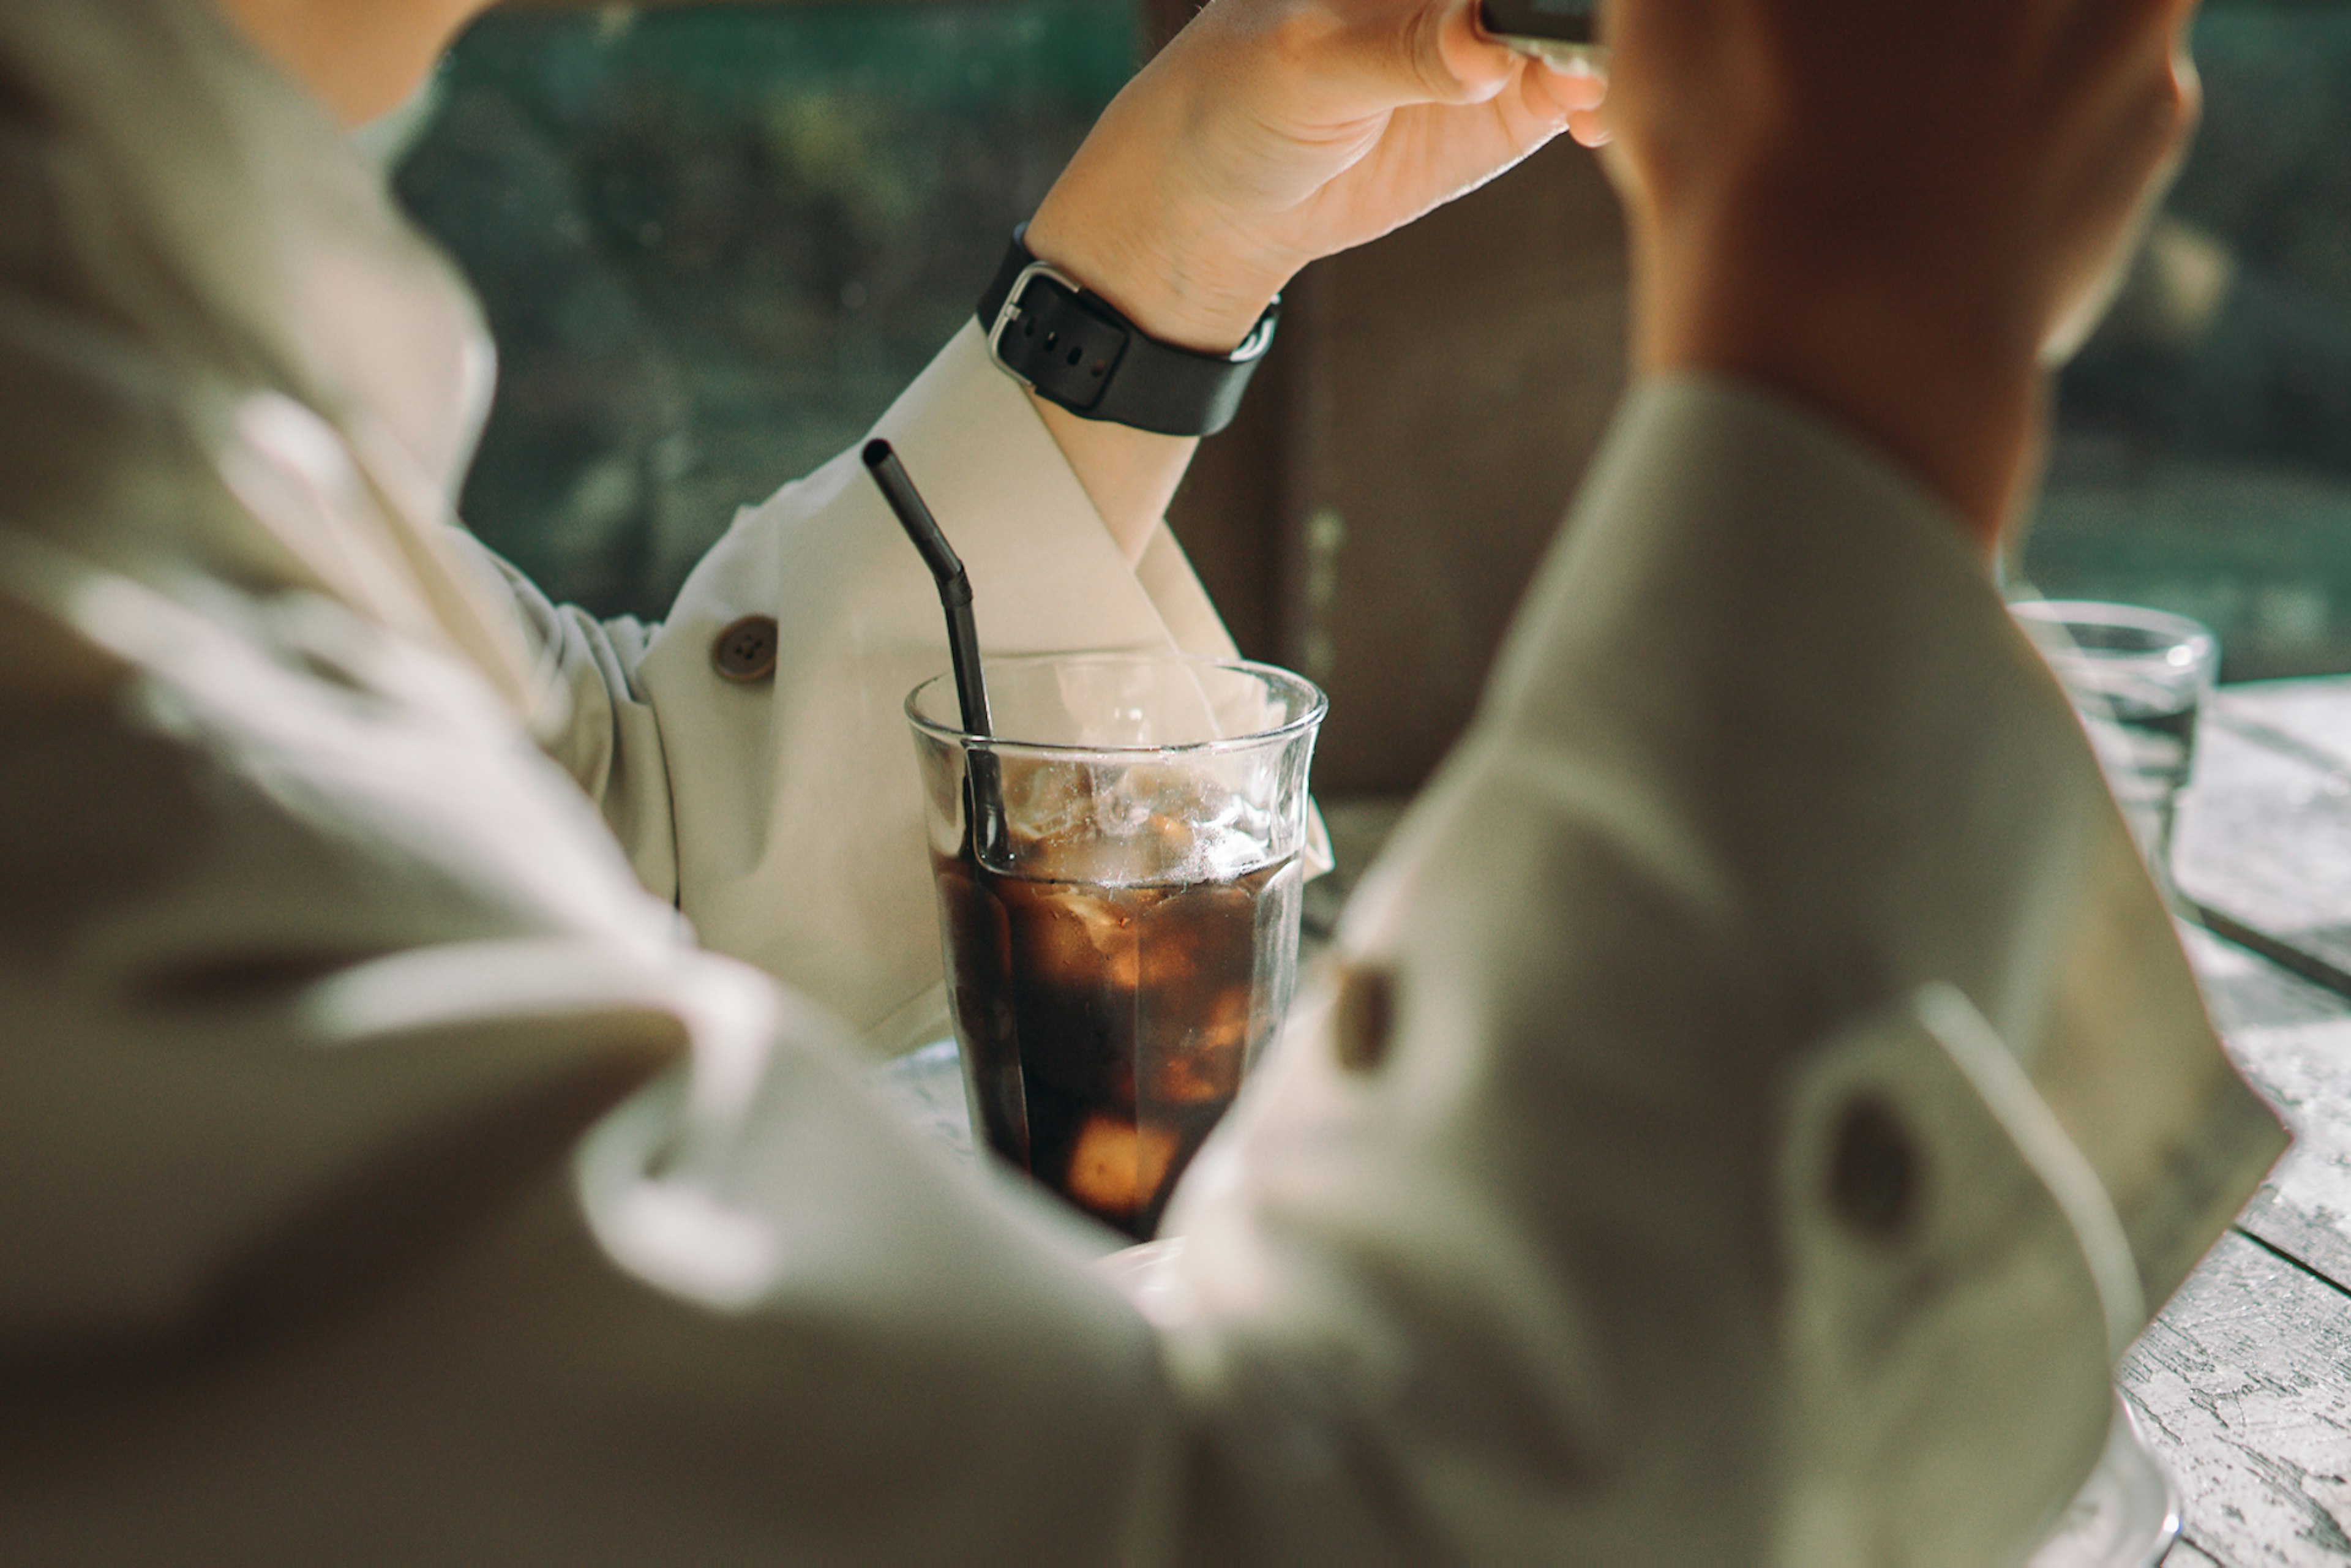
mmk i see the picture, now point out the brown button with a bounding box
[711,614,778,683]
[1828,1095,1918,1241]
[1331,962,1395,1075]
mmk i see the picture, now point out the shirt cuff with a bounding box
[636,323,1238,1041]
[1498,373,2286,1302]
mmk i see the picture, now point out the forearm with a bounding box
[1631,195,2050,550]
[1161,377,2285,1556]
[1013,92,1287,566]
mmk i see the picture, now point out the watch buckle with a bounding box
[1230,304,1279,364]
[986,258,1084,391]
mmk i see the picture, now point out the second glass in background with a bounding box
[2013,599,2219,897]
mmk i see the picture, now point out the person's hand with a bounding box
[1015,0,1606,561]
[1602,0,2202,543]
[1026,0,1609,354]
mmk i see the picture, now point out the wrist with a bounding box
[1024,202,1289,355]
[1026,138,1293,356]
[1634,204,2045,552]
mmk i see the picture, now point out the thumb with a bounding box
[1395,0,1526,105]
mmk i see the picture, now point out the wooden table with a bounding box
[876,680,2351,1564]
[2135,680,2351,1567]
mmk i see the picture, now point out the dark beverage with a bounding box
[906,654,1325,1234]
[932,843,1303,1239]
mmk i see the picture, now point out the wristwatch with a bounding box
[976,227,1280,438]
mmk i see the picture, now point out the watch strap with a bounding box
[977,228,1278,438]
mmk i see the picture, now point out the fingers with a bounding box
[1505,49,1605,127]
[1215,0,1608,128]
[1493,52,1611,162]
[1531,58,1611,145]
[1406,0,1617,108]
[1541,61,1609,113]
[1219,0,1508,127]
[1422,0,1541,103]
[1057,0,1615,297]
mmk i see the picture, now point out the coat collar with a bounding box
[0,0,538,710]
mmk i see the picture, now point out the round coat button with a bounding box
[1828,1095,1917,1240]
[1331,961,1396,1075]
[711,614,778,683]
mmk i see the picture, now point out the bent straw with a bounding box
[863,438,1006,858]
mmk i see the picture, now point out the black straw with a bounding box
[864,438,1005,857]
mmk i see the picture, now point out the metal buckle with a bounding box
[985,259,1082,391]
[1229,304,1280,364]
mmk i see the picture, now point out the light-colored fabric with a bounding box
[0,0,2286,1559]
[1772,985,2140,1563]
[1151,377,2288,1561]
[0,0,532,709]
[512,321,1243,1040]
[0,0,1237,1048]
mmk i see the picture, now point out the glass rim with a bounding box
[2011,598,2218,661]
[904,651,1328,758]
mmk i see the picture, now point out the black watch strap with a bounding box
[976,228,1278,438]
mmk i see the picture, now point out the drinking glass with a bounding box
[907,654,1324,1239]
[2012,600,2218,898]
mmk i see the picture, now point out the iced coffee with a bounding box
[909,656,1324,1239]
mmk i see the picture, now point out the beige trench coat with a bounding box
[0,0,2287,1559]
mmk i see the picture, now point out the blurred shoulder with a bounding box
[0,537,672,991]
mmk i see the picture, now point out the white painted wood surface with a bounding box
[2121,1234,2351,1565]
[2136,679,2351,1566]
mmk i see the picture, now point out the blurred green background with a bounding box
[2033,4,2351,678]
[392,0,1137,620]
[394,1,2351,681]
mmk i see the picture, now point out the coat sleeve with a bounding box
[1,373,2285,1563]
[493,323,1247,1045]
[1145,375,2290,1559]
[276,375,2277,1562]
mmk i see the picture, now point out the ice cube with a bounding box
[1003,877,1142,991]
[1063,1113,1180,1220]
[1146,990,1248,1104]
